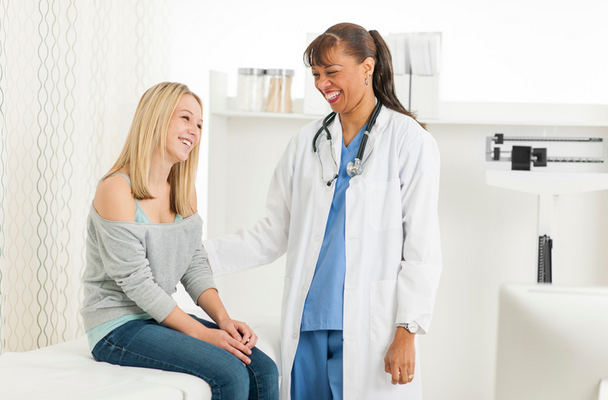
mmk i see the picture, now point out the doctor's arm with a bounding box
[384,130,443,384]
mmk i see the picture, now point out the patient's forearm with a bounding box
[196,288,230,325]
[161,306,207,339]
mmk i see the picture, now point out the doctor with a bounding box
[203,22,442,400]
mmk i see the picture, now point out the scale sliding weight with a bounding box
[486,133,605,171]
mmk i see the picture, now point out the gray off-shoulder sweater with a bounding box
[80,205,216,331]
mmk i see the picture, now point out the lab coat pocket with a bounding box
[369,279,398,348]
[366,180,402,231]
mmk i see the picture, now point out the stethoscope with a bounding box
[312,100,383,186]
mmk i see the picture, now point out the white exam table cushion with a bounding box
[0,316,280,400]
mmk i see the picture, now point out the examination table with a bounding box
[0,298,280,400]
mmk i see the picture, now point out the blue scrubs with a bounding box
[292,125,366,400]
[291,330,344,400]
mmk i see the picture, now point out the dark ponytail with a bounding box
[368,30,426,130]
[304,23,426,130]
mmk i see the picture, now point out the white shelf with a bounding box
[212,101,608,128]
[426,118,608,127]
[429,102,608,127]
[211,109,322,121]
[209,71,608,127]
[486,170,608,195]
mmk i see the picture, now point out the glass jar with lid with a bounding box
[264,69,294,113]
[237,68,265,112]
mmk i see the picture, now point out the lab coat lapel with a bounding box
[360,106,390,166]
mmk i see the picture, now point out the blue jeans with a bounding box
[92,315,278,400]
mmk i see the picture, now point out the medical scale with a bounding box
[485,133,608,283]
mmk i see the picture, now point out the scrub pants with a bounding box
[92,315,279,400]
[291,330,343,400]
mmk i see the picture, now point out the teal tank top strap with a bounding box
[134,200,151,223]
[105,173,132,186]
[103,173,151,223]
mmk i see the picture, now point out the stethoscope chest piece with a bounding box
[346,158,363,177]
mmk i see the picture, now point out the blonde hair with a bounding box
[108,82,202,217]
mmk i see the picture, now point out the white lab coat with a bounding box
[203,107,442,400]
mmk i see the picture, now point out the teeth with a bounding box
[181,139,192,147]
[325,91,340,100]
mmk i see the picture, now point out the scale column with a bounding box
[537,193,558,283]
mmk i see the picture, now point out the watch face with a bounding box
[408,322,419,333]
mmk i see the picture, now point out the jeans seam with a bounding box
[246,361,261,400]
[97,339,220,390]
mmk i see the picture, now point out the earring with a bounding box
[365,76,369,86]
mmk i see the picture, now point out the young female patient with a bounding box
[80,82,278,400]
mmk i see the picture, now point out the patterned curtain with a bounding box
[0,0,169,353]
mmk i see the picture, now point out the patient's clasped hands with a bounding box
[199,318,258,364]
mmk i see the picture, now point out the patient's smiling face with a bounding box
[165,94,202,164]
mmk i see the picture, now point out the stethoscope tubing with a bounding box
[355,100,382,161]
[312,101,383,182]
[312,112,337,153]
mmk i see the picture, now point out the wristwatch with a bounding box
[397,321,419,334]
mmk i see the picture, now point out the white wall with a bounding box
[169,0,608,104]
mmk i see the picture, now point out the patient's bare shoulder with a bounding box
[93,173,136,222]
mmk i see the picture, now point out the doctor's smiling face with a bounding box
[311,45,375,116]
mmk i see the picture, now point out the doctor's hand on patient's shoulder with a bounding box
[384,328,416,385]
[219,318,258,350]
